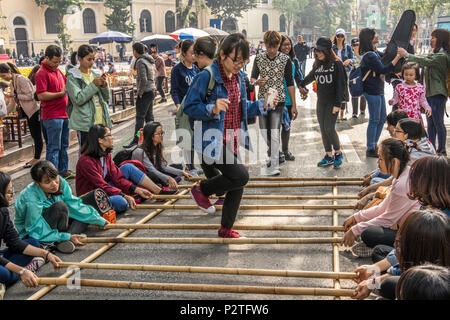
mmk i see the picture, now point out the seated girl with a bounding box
[393,118,436,163]
[14,161,107,254]
[342,138,420,257]
[351,208,449,300]
[76,125,175,214]
[1,171,61,291]
[132,122,193,190]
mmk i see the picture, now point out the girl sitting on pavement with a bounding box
[14,161,107,254]
[342,138,420,257]
[1,171,62,294]
[132,122,193,189]
[76,125,176,214]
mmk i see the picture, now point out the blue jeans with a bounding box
[108,163,146,213]
[0,238,40,286]
[42,118,69,174]
[426,95,447,154]
[364,93,386,151]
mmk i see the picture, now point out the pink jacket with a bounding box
[351,166,420,237]
[391,82,431,120]
[7,73,40,118]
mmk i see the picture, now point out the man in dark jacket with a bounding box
[124,42,156,148]
[294,35,309,76]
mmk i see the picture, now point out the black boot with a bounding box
[123,137,138,149]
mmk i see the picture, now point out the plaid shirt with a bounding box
[218,61,241,154]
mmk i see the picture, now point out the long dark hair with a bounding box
[0,171,11,207]
[431,28,450,54]
[81,124,112,158]
[71,44,95,65]
[312,49,337,70]
[397,209,450,273]
[194,36,218,59]
[359,28,376,55]
[408,156,450,210]
[0,62,20,75]
[142,122,166,171]
[397,118,427,140]
[379,138,410,177]
[279,35,295,60]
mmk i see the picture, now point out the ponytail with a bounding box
[70,52,78,66]
[380,138,410,177]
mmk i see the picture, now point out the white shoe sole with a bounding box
[190,192,216,214]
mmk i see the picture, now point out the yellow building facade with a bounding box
[1,0,210,57]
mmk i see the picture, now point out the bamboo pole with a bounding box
[37,278,355,297]
[104,223,345,232]
[332,185,341,300]
[151,194,359,200]
[136,204,354,210]
[27,187,193,300]
[80,237,343,245]
[186,177,363,182]
[57,262,357,279]
[177,182,362,188]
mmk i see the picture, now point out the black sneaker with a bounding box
[366,149,379,158]
[284,151,295,161]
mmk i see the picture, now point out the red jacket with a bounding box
[76,153,134,197]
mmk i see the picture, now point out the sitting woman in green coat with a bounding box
[14,160,108,254]
[66,45,112,152]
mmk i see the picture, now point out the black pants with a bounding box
[199,149,249,229]
[371,244,394,263]
[281,105,293,153]
[134,90,155,140]
[361,226,397,248]
[77,131,89,153]
[156,76,166,100]
[27,111,43,160]
[379,276,399,300]
[42,201,88,236]
[317,101,340,152]
[351,96,367,115]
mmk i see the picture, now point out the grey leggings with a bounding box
[42,201,88,235]
[317,101,340,153]
[259,102,285,163]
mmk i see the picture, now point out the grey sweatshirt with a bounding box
[132,148,184,183]
[135,54,156,97]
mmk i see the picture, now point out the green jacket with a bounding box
[407,51,450,98]
[66,66,112,132]
[14,177,106,243]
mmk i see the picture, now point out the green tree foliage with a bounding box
[206,0,258,32]
[272,0,308,36]
[34,0,84,53]
[104,0,135,35]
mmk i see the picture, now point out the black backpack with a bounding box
[112,146,138,166]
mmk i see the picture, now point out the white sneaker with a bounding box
[262,167,280,176]
[25,257,45,274]
[0,283,5,300]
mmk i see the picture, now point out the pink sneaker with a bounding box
[218,226,245,238]
[191,185,215,214]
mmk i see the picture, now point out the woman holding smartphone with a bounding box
[66,45,112,152]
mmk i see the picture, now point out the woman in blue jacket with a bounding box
[359,28,402,158]
[332,28,354,121]
[183,33,277,239]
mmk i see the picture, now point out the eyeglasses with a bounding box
[226,56,247,67]
[103,134,112,138]
[336,34,345,38]
[394,128,405,134]
[155,131,165,137]
[6,187,14,196]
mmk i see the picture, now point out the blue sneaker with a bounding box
[317,154,334,167]
[333,152,343,168]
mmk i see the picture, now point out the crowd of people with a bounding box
[0,24,449,300]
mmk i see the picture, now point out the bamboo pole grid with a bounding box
[28,177,358,299]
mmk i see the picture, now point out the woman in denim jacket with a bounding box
[183,33,277,238]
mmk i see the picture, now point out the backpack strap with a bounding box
[204,66,216,98]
